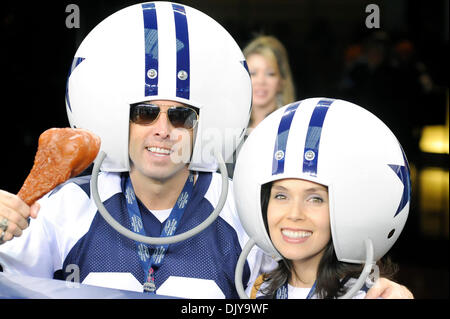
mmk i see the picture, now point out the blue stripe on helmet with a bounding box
[172,4,190,99]
[240,60,250,77]
[272,101,302,175]
[65,57,85,112]
[142,3,159,97]
[302,99,334,176]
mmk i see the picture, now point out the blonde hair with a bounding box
[243,35,296,108]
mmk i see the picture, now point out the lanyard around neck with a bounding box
[124,172,194,293]
[276,280,317,299]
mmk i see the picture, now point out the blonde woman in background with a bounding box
[244,35,296,131]
[226,35,296,178]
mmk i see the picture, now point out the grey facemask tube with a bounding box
[338,238,375,299]
[235,238,255,299]
[90,149,228,245]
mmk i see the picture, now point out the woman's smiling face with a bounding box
[267,178,331,264]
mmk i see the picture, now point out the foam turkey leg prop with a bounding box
[17,128,101,205]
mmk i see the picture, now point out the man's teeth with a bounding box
[281,230,312,239]
[147,147,171,155]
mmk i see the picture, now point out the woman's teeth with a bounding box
[281,229,312,239]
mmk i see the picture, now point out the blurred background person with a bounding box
[244,35,296,131]
[226,35,296,178]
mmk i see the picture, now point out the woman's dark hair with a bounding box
[259,182,398,299]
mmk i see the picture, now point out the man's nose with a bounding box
[152,111,171,138]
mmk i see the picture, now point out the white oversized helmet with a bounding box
[66,1,251,172]
[233,98,410,263]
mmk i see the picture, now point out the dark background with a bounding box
[1,0,448,298]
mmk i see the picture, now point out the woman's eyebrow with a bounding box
[271,184,328,193]
[304,187,328,193]
[271,185,288,191]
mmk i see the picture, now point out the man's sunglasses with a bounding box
[130,103,199,129]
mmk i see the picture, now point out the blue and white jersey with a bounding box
[0,172,265,298]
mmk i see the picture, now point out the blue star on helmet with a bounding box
[388,147,411,217]
[65,57,85,112]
